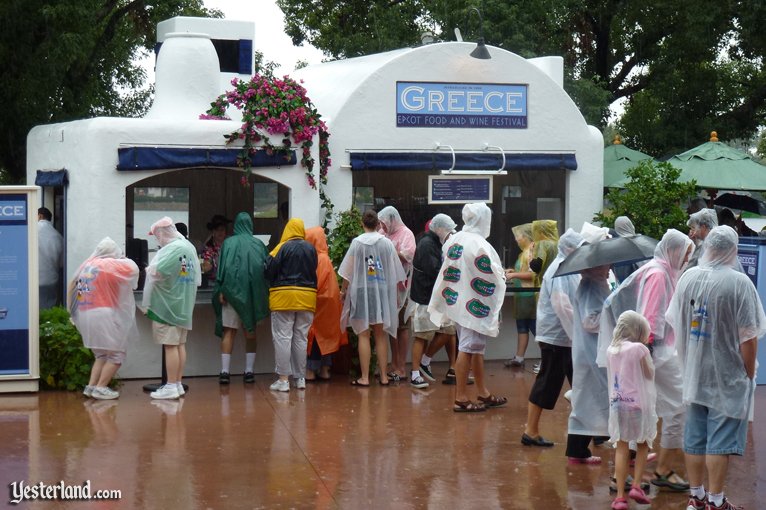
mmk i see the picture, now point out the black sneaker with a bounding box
[442,368,456,385]
[243,372,255,383]
[419,363,435,381]
[410,375,429,389]
[219,372,230,385]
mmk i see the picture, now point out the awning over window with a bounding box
[35,169,68,187]
[117,147,297,171]
[349,152,577,172]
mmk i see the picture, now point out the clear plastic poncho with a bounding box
[666,226,766,419]
[339,232,406,338]
[614,216,636,237]
[379,205,416,316]
[429,213,457,243]
[68,237,140,352]
[142,217,201,329]
[597,229,694,368]
[568,272,611,437]
[606,311,657,444]
[535,229,583,347]
[428,203,506,337]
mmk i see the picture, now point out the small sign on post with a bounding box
[0,186,40,392]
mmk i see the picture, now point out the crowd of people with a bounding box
[66,203,763,510]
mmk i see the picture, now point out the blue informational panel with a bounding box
[396,81,528,129]
[738,240,766,385]
[0,194,30,375]
[428,176,493,204]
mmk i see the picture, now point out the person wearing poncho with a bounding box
[522,229,583,445]
[69,237,139,400]
[265,218,317,392]
[143,217,200,400]
[504,223,537,367]
[339,209,406,386]
[212,212,269,384]
[666,226,766,510]
[305,226,347,381]
[598,228,694,490]
[530,220,559,287]
[428,203,507,412]
[378,205,416,382]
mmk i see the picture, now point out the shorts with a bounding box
[455,324,487,355]
[528,342,573,410]
[221,302,243,330]
[411,304,455,341]
[516,319,536,335]
[684,403,748,456]
[92,348,126,364]
[398,306,412,330]
[152,321,188,346]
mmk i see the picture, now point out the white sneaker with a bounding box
[410,376,429,389]
[533,362,541,374]
[564,389,572,402]
[177,383,185,397]
[150,384,180,400]
[91,386,119,400]
[296,378,306,390]
[270,379,290,392]
[83,385,94,398]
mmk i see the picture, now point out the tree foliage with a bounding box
[277,0,766,154]
[0,0,221,184]
[594,160,697,240]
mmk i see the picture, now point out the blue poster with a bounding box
[396,81,528,129]
[738,252,758,287]
[0,194,30,375]
[429,177,492,204]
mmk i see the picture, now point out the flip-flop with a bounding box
[350,379,370,387]
[379,380,391,386]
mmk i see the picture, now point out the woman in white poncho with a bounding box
[598,228,694,491]
[428,203,507,412]
[69,237,139,400]
[340,209,406,386]
[666,226,766,510]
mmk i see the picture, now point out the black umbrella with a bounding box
[554,235,659,277]
[713,192,766,215]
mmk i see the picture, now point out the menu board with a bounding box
[428,176,493,204]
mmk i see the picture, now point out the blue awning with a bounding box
[35,169,68,187]
[117,147,297,171]
[349,152,577,172]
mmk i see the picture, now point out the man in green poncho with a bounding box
[212,212,270,384]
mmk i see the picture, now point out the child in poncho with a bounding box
[607,310,657,510]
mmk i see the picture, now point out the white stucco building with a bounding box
[28,17,603,378]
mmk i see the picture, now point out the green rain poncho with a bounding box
[212,212,269,337]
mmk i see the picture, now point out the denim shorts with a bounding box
[515,318,536,335]
[683,403,748,456]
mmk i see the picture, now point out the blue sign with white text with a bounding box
[396,81,528,129]
[0,194,30,375]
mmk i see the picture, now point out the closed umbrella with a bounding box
[554,234,658,277]
[603,135,654,188]
[669,132,766,190]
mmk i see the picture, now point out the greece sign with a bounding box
[396,81,528,129]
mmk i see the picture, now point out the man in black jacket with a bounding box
[409,214,457,388]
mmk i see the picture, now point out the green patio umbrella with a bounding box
[603,135,653,188]
[668,132,766,190]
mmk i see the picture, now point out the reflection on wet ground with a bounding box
[0,361,763,509]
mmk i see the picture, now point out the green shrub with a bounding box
[39,307,93,390]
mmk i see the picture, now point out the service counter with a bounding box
[118,291,536,379]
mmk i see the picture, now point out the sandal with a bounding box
[453,400,486,413]
[477,394,507,408]
[610,476,650,493]
[651,470,689,492]
[350,379,370,387]
[568,456,602,465]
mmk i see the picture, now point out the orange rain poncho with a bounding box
[305,227,348,354]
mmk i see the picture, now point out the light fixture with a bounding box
[467,7,491,59]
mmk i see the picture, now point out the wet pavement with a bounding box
[1,361,764,509]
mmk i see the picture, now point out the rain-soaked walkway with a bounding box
[1,361,764,509]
